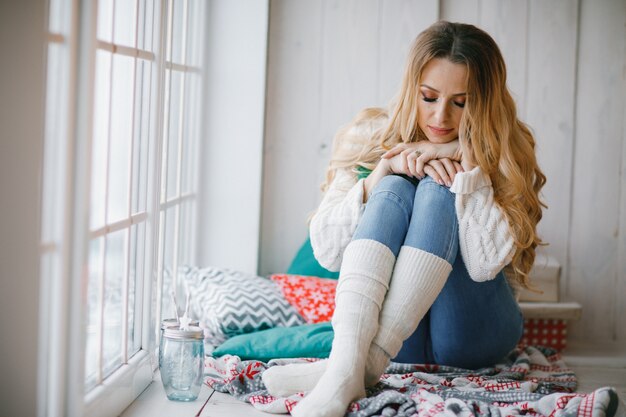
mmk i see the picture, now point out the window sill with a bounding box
[119,371,268,417]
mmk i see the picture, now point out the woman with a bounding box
[264,21,546,417]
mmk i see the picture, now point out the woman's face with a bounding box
[417,57,468,144]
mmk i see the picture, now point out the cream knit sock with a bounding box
[364,246,452,387]
[290,239,395,417]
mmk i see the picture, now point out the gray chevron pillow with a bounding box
[181,265,305,346]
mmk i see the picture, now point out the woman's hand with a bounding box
[382,140,462,179]
[423,158,464,187]
[386,151,463,187]
[381,140,462,181]
[363,140,464,200]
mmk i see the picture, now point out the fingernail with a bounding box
[438,179,444,185]
[446,181,452,187]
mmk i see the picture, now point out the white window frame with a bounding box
[38,0,205,416]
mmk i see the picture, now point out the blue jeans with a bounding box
[352,175,523,369]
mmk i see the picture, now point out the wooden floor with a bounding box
[121,342,626,417]
[563,342,626,400]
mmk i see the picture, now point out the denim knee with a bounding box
[370,175,417,208]
[414,176,455,212]
[403,177,458,263]
[352,175,417,255]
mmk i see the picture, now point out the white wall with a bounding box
[0,0,46,415]
[259,0,626,345]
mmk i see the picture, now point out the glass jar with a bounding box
[159,325,205,401]
[159,318,199,367]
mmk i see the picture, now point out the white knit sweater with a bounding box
[309,166,515,282]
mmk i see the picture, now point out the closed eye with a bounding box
[421,94,465,108]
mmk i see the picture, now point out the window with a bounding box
[39,0,206,415]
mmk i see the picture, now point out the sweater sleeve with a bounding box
[449,166,516,281]
[309,169,365,272]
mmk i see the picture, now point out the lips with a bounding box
[428,125,454,136]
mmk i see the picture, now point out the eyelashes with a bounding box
[421,95,465,108]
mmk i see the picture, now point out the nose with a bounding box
[433,101,449,124]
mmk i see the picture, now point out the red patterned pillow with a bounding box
[270,274,337,323]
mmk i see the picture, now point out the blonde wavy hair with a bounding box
[321,107,389,193]
[322,21,546,289]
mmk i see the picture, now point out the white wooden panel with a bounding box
[440,0,480,25]
[378,0,439,104]
[524,0,578,300]
[318,0,381,153]
[260,1,325,275]
[441,0,529,112]
[568,0,626,341]
[478,1,528,118]
[197,0,269,274]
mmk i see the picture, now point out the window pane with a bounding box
[160,70,170,203]
[136,0,146,51]
[128,223,145,358]
[152,212,165,359]
[91,50,112,230]
[128,224,137,358]
[132,60,153,214]
[102,229,127,378]
[181,72,199,195]
[97,0,114,42]
[131,60,144,215]
[85,237,103,390]
[186,0,204,68]
[146,0,155,52]
[165,70,182,200]
[107,54,135,223]
[113,0,137,47]
[177,202,187,266]
[178,201,194,265]
[160,208,177,321]
[170,0,185,64]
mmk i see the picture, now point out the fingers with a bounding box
[423,158,465,187]
[382,143,465,183]
[423,165,438,183]
[440,158,460,186]
[414,153,428,178]
[388,148,422,178]
[453,160,464,173]
[405,149,421,178]
[400,151,410,174]
[427,159,450,186]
